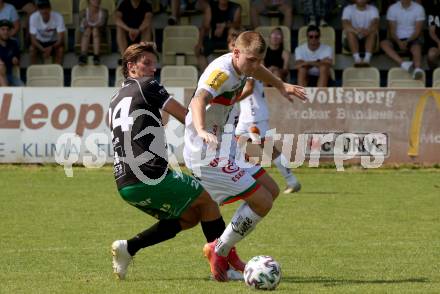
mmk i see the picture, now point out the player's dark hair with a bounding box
[122,42,159,78]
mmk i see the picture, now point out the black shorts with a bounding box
[125,31,142,46]
[425,29,440,50]
[38,40,57,48]
[391,37,424,51]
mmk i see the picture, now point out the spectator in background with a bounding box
[0,0,20,38]
[78,0,108,65]
[5,0,36,45]
[115,0,153,58]
[294,25,333,87]
[194,0,241,71]
[251,0,292,29]
[264,27,290,81]
[0,19,22,86]
[425,0,440,68]
[29,0,65,65]
[168,0,205,25]
[342,0,379,66]
[5,0,36,15]
[380,0,425,80]
[303,0,330,26]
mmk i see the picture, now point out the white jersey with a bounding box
[238,79,269,123]
[386,1,425,40]
[29,11,66,43]
[184,53,247,169]
[294,43,333,76]
[342,4,379,30]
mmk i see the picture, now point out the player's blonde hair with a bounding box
[122,42,159,78]
[234,31,267,56]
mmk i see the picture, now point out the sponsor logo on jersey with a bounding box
[205,70,229,91]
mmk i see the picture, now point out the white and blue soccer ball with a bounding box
[244,255,281,290]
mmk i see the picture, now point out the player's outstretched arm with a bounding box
[162,98,188,124]
[190,89,218,147]
[234,78,255,103]
[251,64,308,103]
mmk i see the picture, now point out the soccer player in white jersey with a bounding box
[183,31,307,282]
[235,78,301,193]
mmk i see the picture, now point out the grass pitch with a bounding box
[0,165,439,293]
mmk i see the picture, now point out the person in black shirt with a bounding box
[425,0,440,68]
[0,19,22,86]
[115,0,153,58]
[264,27,290,82]
[110,42,245,281]
[194,0,241,71]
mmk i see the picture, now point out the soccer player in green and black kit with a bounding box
[109,42,244,281]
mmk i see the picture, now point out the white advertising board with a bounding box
[0,87,186,164]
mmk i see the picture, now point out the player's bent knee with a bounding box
[246,186,273,217]
[272,185,280,200]
[256,173,279,200]
[191,190,221,220]
[179,207,201,230]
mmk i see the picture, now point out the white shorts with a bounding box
[235,120,270,138]
[192,157,262,205]
[244,161,265,178]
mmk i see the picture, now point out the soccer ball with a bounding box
[244,255,281,290]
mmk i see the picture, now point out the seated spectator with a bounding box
[115,0,153,58]
[5,0,36,45]
[168,0,205,25]
[0,0,20,38]
[194,0,241,71]
[342,0,379,66]
[425,0,440,68]
[29,0,65,65]
[294,25,333,87]
[264,27,290,81]
[5,0,36,13]
[78,0,108,65]
[380,0,425,80]
[0,19,22,86]
[251,0,292,29]
[303,0,330,27]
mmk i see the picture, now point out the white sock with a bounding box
[215,203,262,256]
[364,52,372,63]
[401,61,413,72]
[353,53,361,63]
[273,155,298,186]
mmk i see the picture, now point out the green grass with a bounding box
[0,165,439,293]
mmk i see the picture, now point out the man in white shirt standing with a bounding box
[342,0,379,66]
[380,0,425,80]
[29,0,65,65]
[294,25,333,87]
